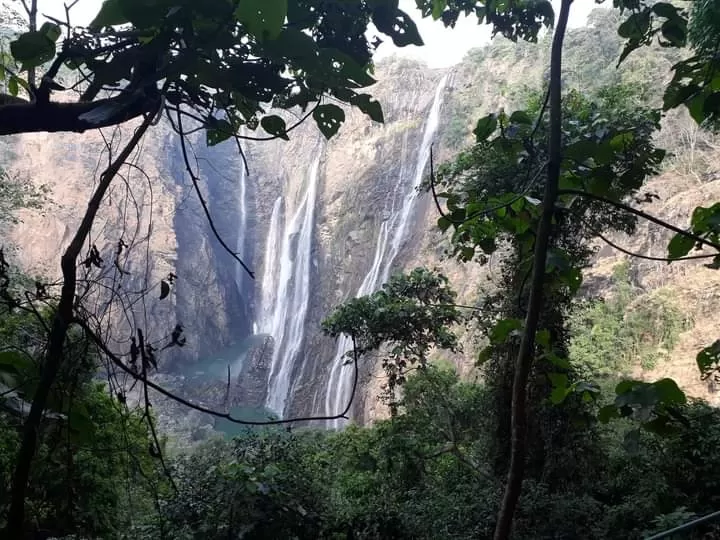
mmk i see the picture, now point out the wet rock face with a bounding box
[4,56,479,429]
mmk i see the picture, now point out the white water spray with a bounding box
[323,75,450,428]
[259,156,322,416]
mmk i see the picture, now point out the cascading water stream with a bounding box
[322,74,450,428]
[258,155,322,416]
[235,153,249,291]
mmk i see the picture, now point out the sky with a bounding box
[38,0,605,68]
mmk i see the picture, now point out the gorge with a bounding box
[4,8,720,439]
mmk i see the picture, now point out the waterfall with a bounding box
[259,155,322,416]
[235,156,249,290]
[323,74,450,428]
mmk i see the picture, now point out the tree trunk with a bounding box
[492,1,572,538]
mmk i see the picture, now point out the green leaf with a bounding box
[206,119,234,146]
[431,0,447,20]
[652,378,686,405]
[473,114,497,142]
[236,0,287,41]
[372,7,423,47]
[438,216,452,233]
[313,104,345,139]
[0,351,31,375]
[68,403,96,441]
[489,318,522,344]
[39,22,61,43]
[509,110,533,125]
[8,77,18,97]
[661,19,686,47]
[476,346,492,365]
[667,232,695,259]
[546,353,570,369]
[89,0,129,29]
[159,280,170,300]
[10,31,56,69]
[550,386,570,405]
[598,404,620,423]
[536,328,551,349]
[548,372,568,388]
[652,2,679,19]
[352,94,384,123]
[261,115,289,140]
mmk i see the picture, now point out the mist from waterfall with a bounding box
[322,74,450,429]
[258,156,322,416]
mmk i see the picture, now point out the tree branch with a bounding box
[0,94,160,135]
[493,1,572,538]
[559,188,720,254]
[76,317,360,426]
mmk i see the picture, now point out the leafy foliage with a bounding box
[569,262,690,376]
[323,268,461,400]
[117,368,720,540]
[1,0,424,139]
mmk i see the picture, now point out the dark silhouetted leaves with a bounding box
[159,280,170,300]
[313,104,345,140]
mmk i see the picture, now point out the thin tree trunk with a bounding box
[27,0,37,89]
[492,1,572,538]
[5,115,154,538]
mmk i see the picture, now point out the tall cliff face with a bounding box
[7,11,720,434]
[4,57,463,425]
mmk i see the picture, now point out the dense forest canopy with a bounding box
[2,0,720,539]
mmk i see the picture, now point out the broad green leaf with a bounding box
[489,318,522,344]
[667,232,695,259]
[536,328,551,349]
[10,31,56,69]
[89,0,128,28]
[598,404,620,423]
[651,378,686,405]
[545,352,571,369]
[0,351,31,375]
[509,110,533,125]
[617,11,650,40]
[473,114,497,142]
[652,2,679,19]
[661,19,686,47]
[550,386,570,405]
[352,94,384,123]
[438,216,452,233]
[159,279,170,300]
[609,131,633,149]
[371,8,423,47]
[432,0,447,20]
[8,76,18,97]
[236,0,287,41]
[548,372,568,388]
[206,119,234,146]
[313,104,345,139]
[261,115,289,140]
[476,346,492,365]
[270,28,318,61]
[39,22,61,43]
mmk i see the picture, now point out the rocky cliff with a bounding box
[5,9,720,438]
